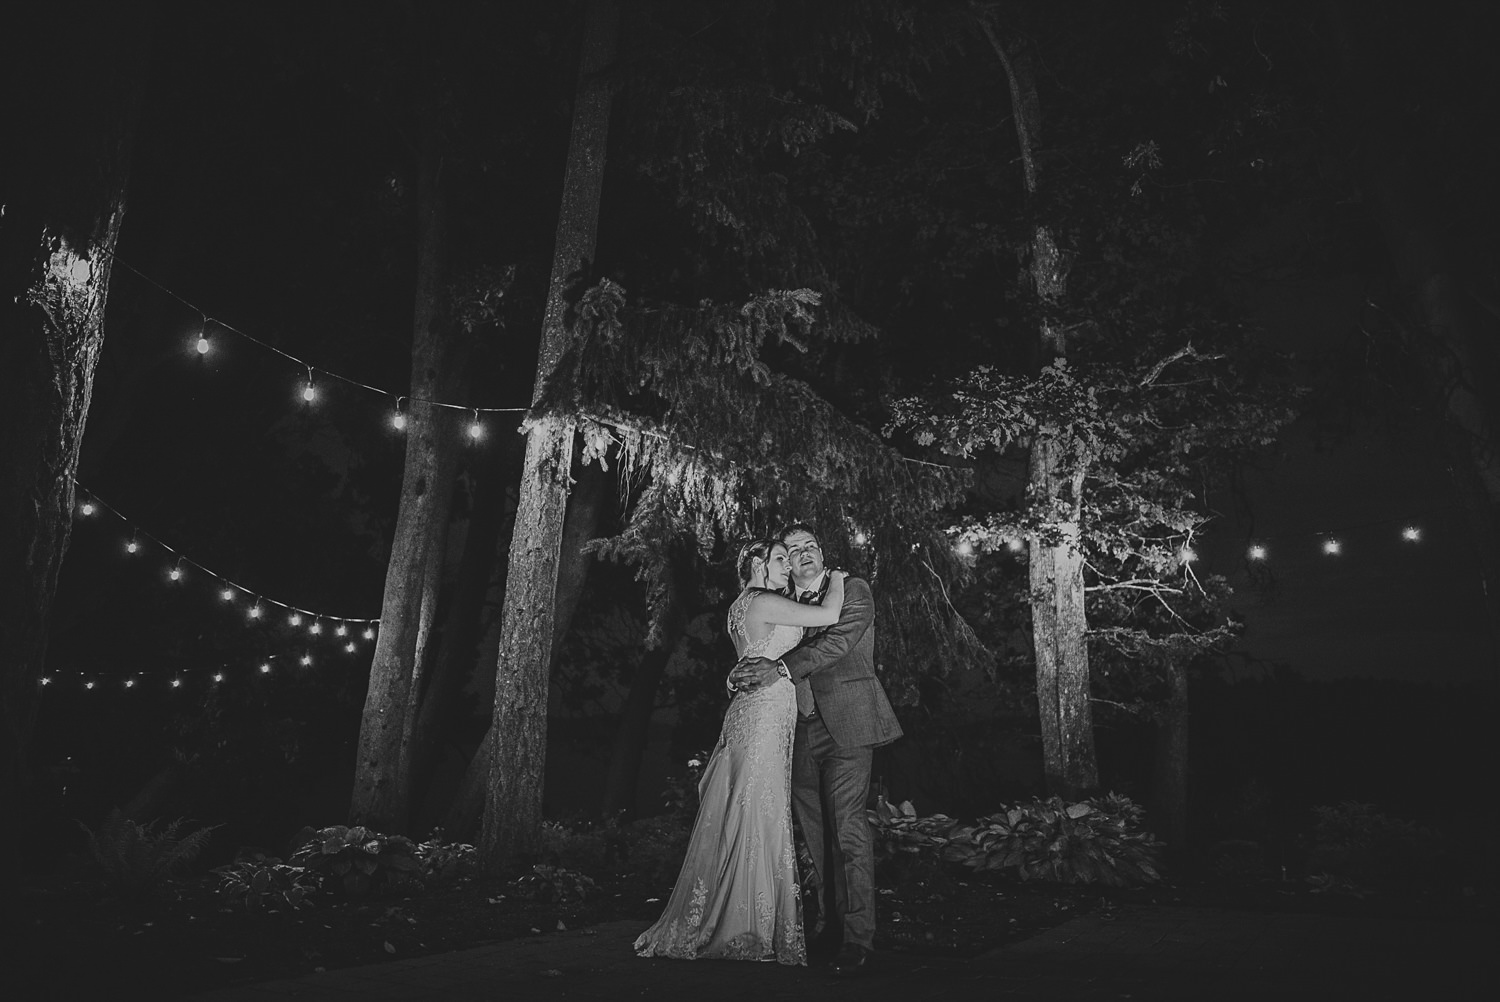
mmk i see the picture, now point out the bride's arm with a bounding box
[750,572,845,628]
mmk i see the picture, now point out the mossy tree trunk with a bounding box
[981,15,1099,796]
[0,6,150,893]
[350,101,472,833]
[482,0,620,868]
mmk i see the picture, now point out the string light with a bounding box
[1322,539,1342,555]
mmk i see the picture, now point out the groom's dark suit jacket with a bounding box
[782,576,903,748]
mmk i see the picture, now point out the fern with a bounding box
[78,808,219,896]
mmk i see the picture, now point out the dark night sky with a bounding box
[14,0,1498,692]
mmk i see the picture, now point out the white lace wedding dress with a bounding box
[633,589,807,964]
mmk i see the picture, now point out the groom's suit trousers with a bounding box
[792,714,875,950]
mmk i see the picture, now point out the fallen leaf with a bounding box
[556,920,567,931]
[384,941,396,954]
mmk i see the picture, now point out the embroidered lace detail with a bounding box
[634,590,806,966]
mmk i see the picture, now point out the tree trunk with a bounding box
[350,111,471,832]
[600,554,686,821]
[1151,657,1189,853]
[1027,436,1097,796]
[982,15,1099,794]
[0,7,149,893]
[441,447,607,839]
[482,0,620,866]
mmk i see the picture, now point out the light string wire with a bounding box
[107,251,530,417]
[47,486,381,691]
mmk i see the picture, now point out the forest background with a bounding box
[3,0,1496,883]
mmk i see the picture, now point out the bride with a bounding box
[634,538,847,965]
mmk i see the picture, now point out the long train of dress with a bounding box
[633,591,806,964]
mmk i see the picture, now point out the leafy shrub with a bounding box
[290,825,422,896]
[1306,801,1441,888]
[77,809,219,897]
[869,793,1163,887]
[947,794,1163,886]
[213,852,319,911]
[509,863,599,903]
[414,831,479,887]
[868,798,961,862]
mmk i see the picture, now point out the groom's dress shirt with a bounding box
[790,581,828,718]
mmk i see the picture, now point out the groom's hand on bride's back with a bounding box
[730,656,781,692]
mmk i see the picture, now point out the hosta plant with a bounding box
[867,797,961,863]
[213,856,319,911]
[290,825,422,896]
[946,794,1163,887]
[510,864,599,904]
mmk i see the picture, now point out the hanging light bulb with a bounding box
[124,679,135,688]
[220,587,234,601]
[212,672,224,683]
[85,681,96,690]
[335,624,347,637]
[1402,526,1421,542]
[196,334,210,355]
[39,677,52,686]
[344,642,356,653]
[309,620,322,635]
[248,603,263,620]
[288,612,302,626]
[168,562,183,582]
[300,654,313,667]
[125,539,139,554]
[259,663,271,674]
[1006,537,1024,552]
[854,530,868,546]
[79,501,96,516]
[170,678,182,688]
[392,397,408,431]
[954,539,974,557]
[363,627,375,640]
[468,409,484,441]
[300,367,317,404]
[1322,539,1342,555]
[1248,544,1268,561]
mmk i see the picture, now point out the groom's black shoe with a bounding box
[830,943,870,977]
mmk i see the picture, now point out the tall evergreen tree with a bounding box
[0,6,152,889]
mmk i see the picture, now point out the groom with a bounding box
[731,522,902,976]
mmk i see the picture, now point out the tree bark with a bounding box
[0,6,150,893]
[482,0,620,867]
[981,15,1099,794]
[350,110,471,832]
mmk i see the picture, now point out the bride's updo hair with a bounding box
[736,537,777,587]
